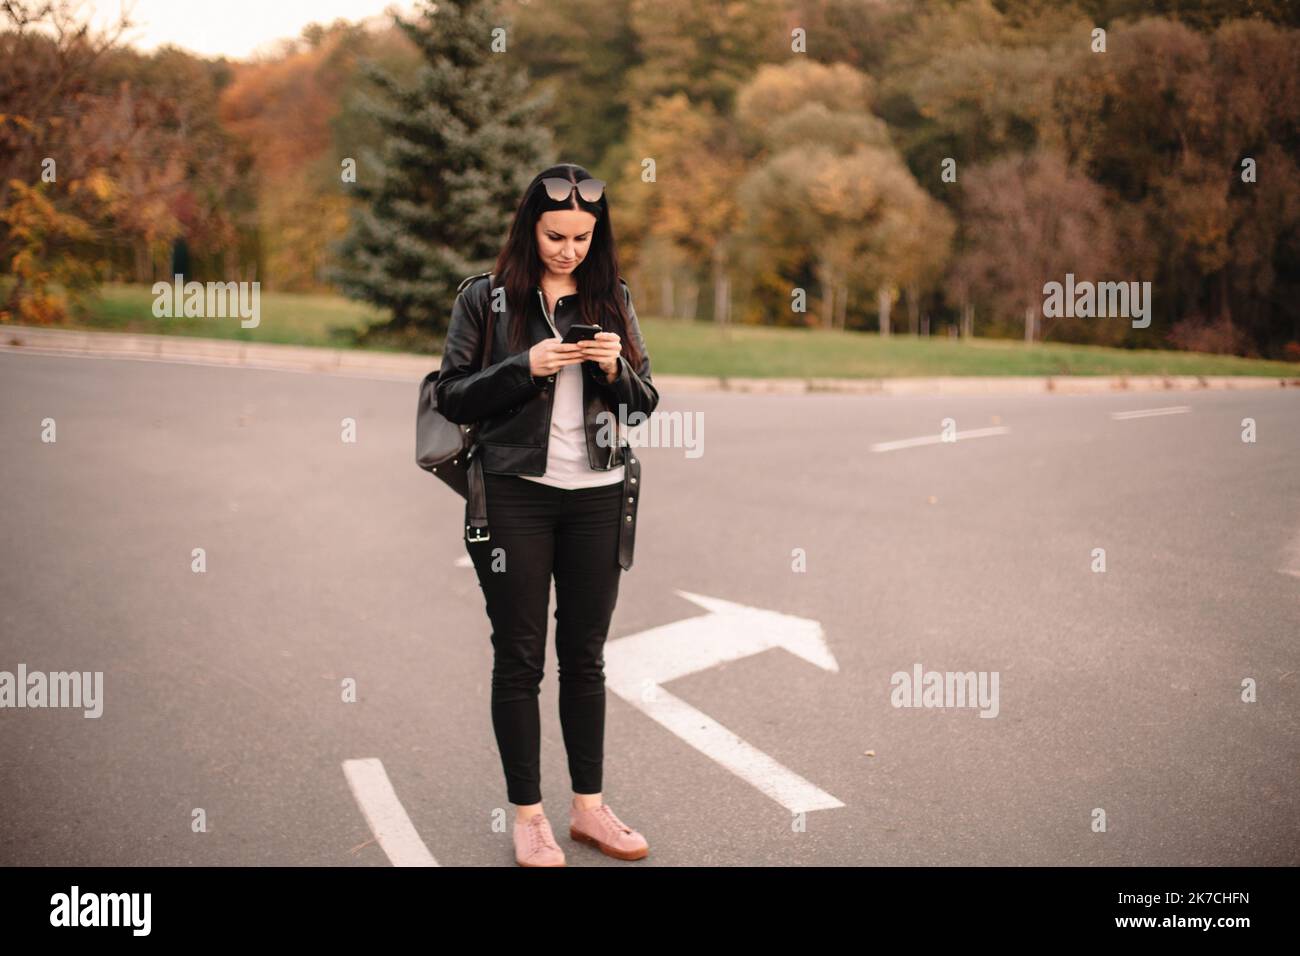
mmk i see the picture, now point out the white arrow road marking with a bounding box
[342,758,439,866]
[1279,528,1300,580]
[1110,405,1190,419]
[604,590,844,814]
[870,425,1011,452]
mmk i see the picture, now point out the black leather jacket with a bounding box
[435,272,659,475]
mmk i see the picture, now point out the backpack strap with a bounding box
[456,272,496,372]
[465,451,489,542]
[458,270,493,543]
[457,271,492,295]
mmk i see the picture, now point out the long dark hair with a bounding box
[483,163,643,370]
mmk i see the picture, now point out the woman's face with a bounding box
[535,209,597,280]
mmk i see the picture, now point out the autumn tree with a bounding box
[612,93,745,324]
[500,0,641,176]
[218,20,414,291]
[623,0,788,115]
[1055,16,1300,354]
[733,60,953,331]
[949,148,1121,344]
[0,0,128,320]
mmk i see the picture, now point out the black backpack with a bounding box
[415,275,493,541]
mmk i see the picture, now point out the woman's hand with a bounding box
[579,332,621,383]
[529,339,584,377]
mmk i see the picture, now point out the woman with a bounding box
[435,163,659,866]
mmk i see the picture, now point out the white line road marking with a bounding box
[870,425,1011,452]
[1110,405,1191,420]
[604,590,844,814]
[342,758,439,866]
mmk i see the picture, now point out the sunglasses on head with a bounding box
[541,177,605,203]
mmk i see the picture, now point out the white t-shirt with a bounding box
[518,296,625,489]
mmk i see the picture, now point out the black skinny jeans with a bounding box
[465,471,624,806]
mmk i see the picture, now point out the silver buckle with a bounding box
[466,524,490,543]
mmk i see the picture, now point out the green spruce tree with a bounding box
[331,0,555,347]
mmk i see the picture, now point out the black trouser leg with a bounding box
[553,480,624,797]
[467,474,556,806]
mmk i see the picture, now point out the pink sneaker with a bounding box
[569,797,649,860]
[514,811,566,867]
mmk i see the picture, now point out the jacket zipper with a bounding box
[535,288,559,469]
[536,286,561,338]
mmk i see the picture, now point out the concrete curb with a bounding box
[2,323,1297,395]
[0,324,433,381]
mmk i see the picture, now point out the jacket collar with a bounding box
[537,282,580,300]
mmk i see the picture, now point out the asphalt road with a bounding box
[1,350,1297,866]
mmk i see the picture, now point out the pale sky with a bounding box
[86,0,423,59]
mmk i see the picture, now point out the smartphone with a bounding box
[561,323,602,344]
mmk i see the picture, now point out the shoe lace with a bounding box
[527,813,557,853]
[592,803,632,834]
